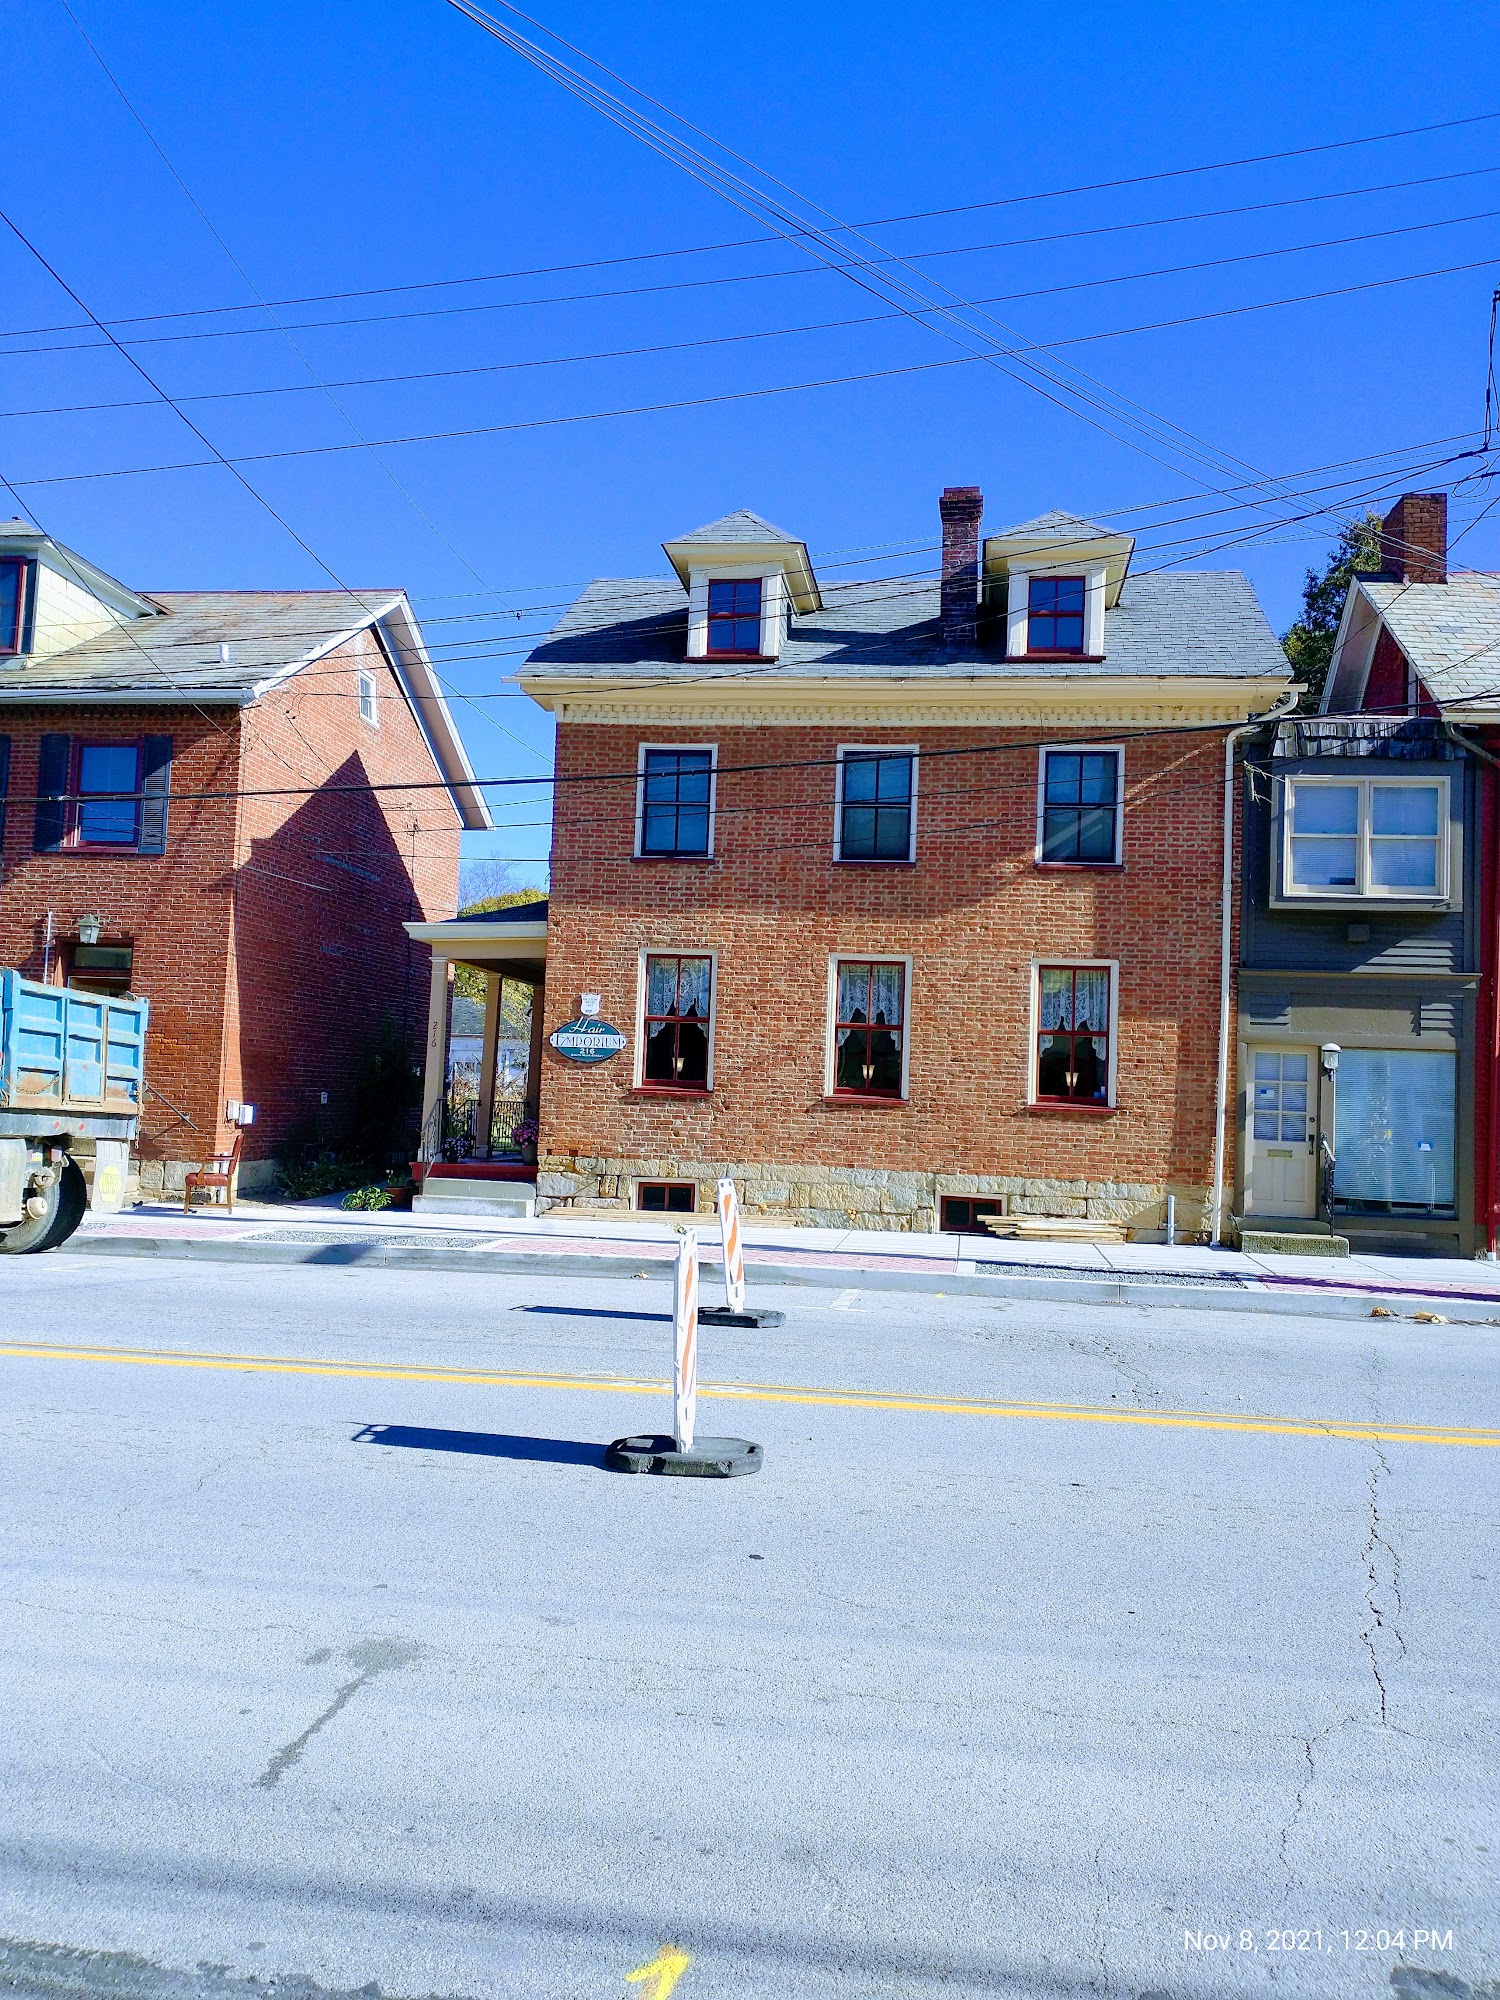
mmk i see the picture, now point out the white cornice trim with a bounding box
[522,674,1293,728]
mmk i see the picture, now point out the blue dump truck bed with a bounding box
[0,969,148,1117]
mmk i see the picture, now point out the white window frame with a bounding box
[634,741,718,860]
[1005,563,1107,659]
[634,948,717,1092]
[686,564,786,661]
[1276,773,1451,905]
[833,744,919,864]
[356,666,379,727]
[824,952,913,1100]
[1028,958,1119,1108]
[1034,743,1124,865]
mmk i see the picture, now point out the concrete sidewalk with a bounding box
[63,1196,1500,1326]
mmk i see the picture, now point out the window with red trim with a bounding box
[706,578,762,655]
[0,559,29,656]
[72,743,142,848]
[642,954,712,1090]
[1027,576,1086,654]
[832,959,906,1097]
[1035,965,1112,1104]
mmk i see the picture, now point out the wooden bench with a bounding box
[183,1130,244,1215]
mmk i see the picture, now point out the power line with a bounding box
[7,254,1494,494]
[7,202,1497,424]
[5,161,1498,356]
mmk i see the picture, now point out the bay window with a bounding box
[1282,776,1448,901]
[1034,963,1114,1106]
[831,958,907,1098]
[641,953,713,1091]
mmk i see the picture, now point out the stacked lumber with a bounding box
[981,1214,1129,1244]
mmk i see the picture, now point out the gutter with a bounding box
[1208,690,1299,1248]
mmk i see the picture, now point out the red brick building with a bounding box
[0,521,488,1195]
[518,491,1292,1235]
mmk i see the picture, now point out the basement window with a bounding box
[638,1181,695,1213]
[940,1196,1006,1236]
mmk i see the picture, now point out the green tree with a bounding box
[1281,511,1383,712]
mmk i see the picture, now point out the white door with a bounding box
[1245,1047,1318,1218]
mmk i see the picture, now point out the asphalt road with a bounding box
[1,1253,1496,2000]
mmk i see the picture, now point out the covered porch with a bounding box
[403,900,547,1214]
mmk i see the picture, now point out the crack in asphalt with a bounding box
[1360,1445,1407,1727]
[254,1639,420,1789]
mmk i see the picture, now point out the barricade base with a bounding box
[605,1433,764,1478]
[699,1306,786,1328]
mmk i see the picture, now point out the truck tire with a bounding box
[0,1158,88,1253]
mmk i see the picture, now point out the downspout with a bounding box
[1442,720,1500,1255]
[1209,691,1298,1249]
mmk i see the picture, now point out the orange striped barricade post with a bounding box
[605,1225,764,1478]
[698,1176,785,1329]
[673,1227,700,1451]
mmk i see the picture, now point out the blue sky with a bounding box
[4,0,1498,889]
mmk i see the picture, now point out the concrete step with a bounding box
[413,1179,536,1219]
[1236,1227,1350,1257]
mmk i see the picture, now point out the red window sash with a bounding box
[68,740,143,850]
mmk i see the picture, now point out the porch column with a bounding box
[476,971,503,1159]
[419,953,451,1164]
[527,980,546,1115]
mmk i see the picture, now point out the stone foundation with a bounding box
[537,1153,1210,1240]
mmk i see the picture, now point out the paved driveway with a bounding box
[1,1255,1495,1999]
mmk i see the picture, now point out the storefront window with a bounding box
[1332,1049,1456,1215]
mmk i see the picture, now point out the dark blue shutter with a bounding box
[0,734,10,848]
[33,733,69,852]
[138,734,172,854]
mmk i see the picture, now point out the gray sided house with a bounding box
[1238,716,1479,1257]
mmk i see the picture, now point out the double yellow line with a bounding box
[3,1339,1496,1450]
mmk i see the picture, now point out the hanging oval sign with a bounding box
[548,1017,628,1064]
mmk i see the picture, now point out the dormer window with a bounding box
[706,578,763,656]
[1,558,30,656]
[1028,576,1086,655]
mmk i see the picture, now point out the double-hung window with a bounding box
[830,958,908,1098]
[1282,776,1448,901]
[1,558,30,657]
[706,578,763,655]
[1039,747,1121,863]
[1027,576,1086,654]
[836,748,916,863]
[357,667,379,725]
[638,746,715,857]
[74,743,142,848]
[641,953,713,1091]
[1034,963,1114,1106]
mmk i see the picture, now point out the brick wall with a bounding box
[0,633,462,1193]
[539,719,1231,1233]
[229,628,461,1179]
[0,703,242,1181]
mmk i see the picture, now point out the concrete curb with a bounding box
[64,1230,1500,1327]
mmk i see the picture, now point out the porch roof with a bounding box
[405,898,548,969]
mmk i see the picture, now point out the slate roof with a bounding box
[524,571,1289,682]
[665,509,801,548]
[1362,575,1500,706]
[0,590,402,702]
[985,508,1121,543]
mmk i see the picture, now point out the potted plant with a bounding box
[510,1114,540,1166]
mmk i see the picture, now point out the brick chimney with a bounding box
[939,485,984,651]
[1380,491,1447,584]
